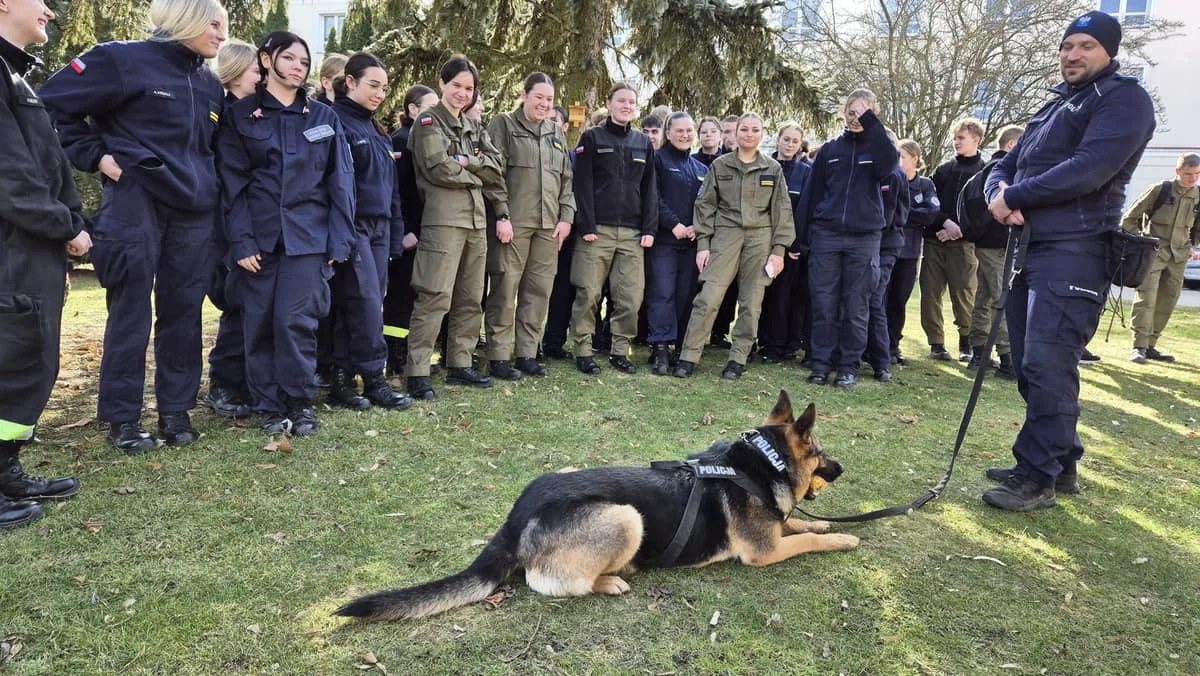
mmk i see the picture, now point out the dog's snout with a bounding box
[817,459,843,482]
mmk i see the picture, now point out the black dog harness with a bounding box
[648,430,789,567]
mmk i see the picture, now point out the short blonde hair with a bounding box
[951,117,985,140]
[844,88,878,111]
[148,0,227,43]
[216,40,256,89]
[319,53,348,83]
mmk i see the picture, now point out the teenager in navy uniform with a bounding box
[403,55,506,400]
[886,139,939,366]
[382,84,437,374]
[0,0,88,528]
[204,39,258,419]
[41,0,227,452]
[757,122,811,364]
[217,31,355,436]
[983,12,1154,510]
[860,147,909,382]
[693,116,723,167]
[646,112,707,375]
[796,89,899,388]
[327,52,413,411]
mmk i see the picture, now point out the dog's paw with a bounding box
[592,575,631,595]
[825,533,860,551]
[808,520,832,533]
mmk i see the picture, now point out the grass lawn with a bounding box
[2,271,1198,675]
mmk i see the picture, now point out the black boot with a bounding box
[329,367,371,410]
[608,355,637,374]
[446,366,493,388]
[929,344,951,361]
[958,336,973,362]
[720,361,745,380]
[514,357,548,376]
[158,412,199,446]
[995,353,1016,379]
[385,336,408,378]
[489,360,524,381]
[650,345,672,376]
[314,364,333,389]
[986,465,1079,494]
[206,384,251,418]
[967,345,986,371]
[362,373,413,410]
[0,442,81,501]
[0,494,43,530]
[285,398,319,437]
[982,473,1057,511]
[107,421,157,455]
[407,376,436,400]
[576,356,602,375]
[672,359,695,378]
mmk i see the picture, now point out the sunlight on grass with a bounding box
[1115,505,1200,562]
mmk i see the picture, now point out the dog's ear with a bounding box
[793,403,816,439]
[766,390,794,425]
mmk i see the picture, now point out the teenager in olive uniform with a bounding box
[483,72,575,379]
[568,83,657,375]
[40,0,228,452]
[647,112,707,374]
[673,113,794,380]
[217,31,356,436]
[382,85,437,373]
[1123,152,1200,363]
[921,118,983,362]
[404,55,506,400]
[0,0,88,529]
[327,53,413,411]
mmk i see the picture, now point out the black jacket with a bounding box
[391,122,424,238]
[926,152,984,244]
[969,150,1011,249]
[655,144,708,244]
[334,97,405,254]
[572,118,657,236]
[880,166,910,254]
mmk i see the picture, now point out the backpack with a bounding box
[1144,179,1200,245]
[956,158,1002,242]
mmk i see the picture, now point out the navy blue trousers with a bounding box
[886,257,919,353]
[645,243,699,347]
[1007,237,1108,486]
[808,233,880,375]
[332,218,389,375]
[207,264,245,389]
[235,251,331,413]
[91,178,213,423]
[862,251,898,371]
[759,254,806,356]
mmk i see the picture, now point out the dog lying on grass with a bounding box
[336,390,858,621]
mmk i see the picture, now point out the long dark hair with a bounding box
[333,52,389,135]
[438,54,478,88]
[253,31,312,114]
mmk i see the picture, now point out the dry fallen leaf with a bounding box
[0,636,24,664]
[766,613,784,631]
[897,415,920,424]
[55,417,94,432]
[360,651,378,664]
[112,486,136,495]
[254,464,277,470]
[881,635,902,643]
[245,624,262,635]
[80,519,104,533]
[364,430,379,438]
[400,427,414,435]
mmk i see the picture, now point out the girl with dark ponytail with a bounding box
[216,31,356,437]
[324,52,413,411]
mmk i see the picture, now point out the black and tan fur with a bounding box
[334,391,858,621]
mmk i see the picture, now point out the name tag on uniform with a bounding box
[718,174,732,181]
[759,177,775,187]
[17,96,42,107]
[353,138,369,146]
[596,146,615,154]
[669,167,680,173]
[632,152,647,164]
[304,124,335,143]
[147,89,176,100]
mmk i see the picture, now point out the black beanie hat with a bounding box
[1062,11,1122,58]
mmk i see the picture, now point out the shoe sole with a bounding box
[981,491,1058,511]
[445,378,494,388]
[12,485,82,501]
[0,507,44,529]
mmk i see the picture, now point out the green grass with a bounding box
[2,272,1198,674]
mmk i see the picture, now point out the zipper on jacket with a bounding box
[841,143,856,226]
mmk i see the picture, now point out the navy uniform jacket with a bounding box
[986,61,1155,243]
[39,40,223,212]
[902,174,939,259]
[793,109,899,250]
[655,144,708,244]
[217,92,356,263]
[693,149,722,167]
[880,166,910,254]
[391,122,424,238]
[334,97,405,255]
[776,154,812,247]
[573,118,657,236]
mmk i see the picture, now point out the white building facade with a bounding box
[287,0,349,63]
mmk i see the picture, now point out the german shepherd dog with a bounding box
[335,391,858,621]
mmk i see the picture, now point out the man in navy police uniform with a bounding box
[982,11,1155,511]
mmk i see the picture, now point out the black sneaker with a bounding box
[489,360,524,381]
[609,355,637,374]
[982,474,1057,512]
[205,385,251,418]
[832,372,856,388]
[362,373,413,410]
[874,369,892,383]
[0,495,43,530]
[407,376,436,400]
[108,421,157,455]
[286,400,319,437]
[985,466,1079,494]
[1129,347,1148,364]
[710,336,732,350]
[261,412,291,435]
[958,338,973,362]
[328,367,371,410]
[929,344,952,361]
[0,453,81,501]
[650,345,672,376]
[672,360,695,378]
[446,367,493,388]
[158,412,199,446]
[995,354,1016,379]
[720,361,744,380]
[1146,347,1175,362]
[514,357,548,377]
[807,372,829,385]
[1080,348,1102,364]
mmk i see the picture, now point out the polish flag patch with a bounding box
[575,146,585,155]
[419,116,433,126]
[70,57,87,74]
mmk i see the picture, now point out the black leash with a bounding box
[795,225,1031,524]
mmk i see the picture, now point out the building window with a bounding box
[1100,0,1149,27]
[321,13,346,45]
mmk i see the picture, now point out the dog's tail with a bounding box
[334,526,520,621]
